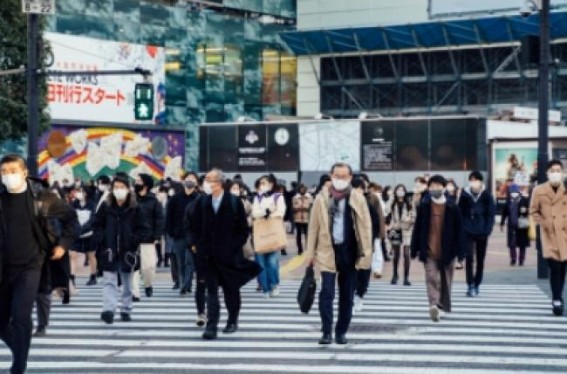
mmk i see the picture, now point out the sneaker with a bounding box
[196,314,207,327]
[455,261,464,270]
[270,286,280,297]
[180,288,187,296]
[145,287,153,297]
[466,285,474,297]
[101,311,114,324]
[86,275,97,286]
[373,272,382,279]
[33,326,46,337]
[473,286,479,297]
[172,283,180,290]
[263,292,270,299]
[354,295,364,313]
[429,305,440,322]
[403,279,412,286]
[552,300,564,316]
[132,296,141,302]
[120,313,132,322]
[390,276,398,285]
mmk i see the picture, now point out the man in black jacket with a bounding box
[133,173,165,299]
[195,169,261,340]
[165,172,200,295]
[0,154,78,374]
[411,175,465,323]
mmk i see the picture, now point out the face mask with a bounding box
[396,190,405,198]
[259,184,271,194]
[202,181,213,195]
[446,185,455,193]
[548,172,563,185]
[2,173,25,192]
[429,189,444,199]
[332,178,350,191]
[230,189,240,197]
[510,192,520,199]
[134,184,145,194]
[98,184,108,193]
[184,180,196,190]
[157,192,166,202]
[75,192,85,200]
[469,180,482,190]
[168,189,175,197]
[113,188,128,201]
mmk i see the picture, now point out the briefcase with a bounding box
[297,265,316,314]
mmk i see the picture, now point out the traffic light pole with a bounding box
[536,0,550,279]
[26,13,40,177]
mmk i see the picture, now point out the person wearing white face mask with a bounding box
[92,173,151,325]
[304,162,373,345]
[458,171,496,297]
[500,184,531,266]
[69,187,98,288]
[411,175,465,322]
[389,184,414,286]
[530,159,567,316]
[0,154,79,373]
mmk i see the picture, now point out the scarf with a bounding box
[330,186,350,201]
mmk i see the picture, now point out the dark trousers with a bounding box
[35,292,52,328]
[0,268,42,374]
[195,254,208,315]
[465,235,488,287]
[155,242,163,265]
[295,223,308,254]
[319,269,356,336]
[170,252,178,285]
[548,259,567,301]
[355,269,371,298]
[510,246,527,264]
[206,268,241,330]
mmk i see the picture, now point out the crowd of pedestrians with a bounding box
[1,153,567,373]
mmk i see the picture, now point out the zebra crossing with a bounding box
[1,278,566,373]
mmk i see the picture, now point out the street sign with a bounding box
[22,0,55,14]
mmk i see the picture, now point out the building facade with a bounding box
[45,0,297,169]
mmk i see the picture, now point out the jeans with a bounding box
[548,259,567,301]
[319,269,356,336]
[465,235,488,287]
[256,251,280,293]
[206,268,241,330]
[0,268,42,374]
[173,239,194,291]
[103,270,133,315]
[295,223,308,254]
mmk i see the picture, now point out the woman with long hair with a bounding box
[389,184,415,286]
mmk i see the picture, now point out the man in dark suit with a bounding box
[194,168,261,340]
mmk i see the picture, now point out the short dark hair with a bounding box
[546,159,564,171]
[351,177,366,189]
[0,154,27,170]
[468,171,484,181]
[428,174,447,187]
[330,162,353,175]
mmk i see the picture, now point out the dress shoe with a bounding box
[33,326,46,337]
[390,276,398,285]
[202,328,218,340]
[62,290,70,305]
[223,323,238,334]
[132,296,141,302]
[403,279,412,286]
[145,287,153,297]
[172,283,180,290]
[121,313,132,322]
[101,311,114,324]
[552,300,564,316]
[335,334,348,345]
[318,333,332,345]
[86,275,97,286]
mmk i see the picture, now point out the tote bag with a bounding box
[253,216,287,254]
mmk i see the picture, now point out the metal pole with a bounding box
[26,13,40,177]
[536,0,550,279]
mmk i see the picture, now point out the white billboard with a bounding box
[45,32,166,124]
[430,0,567,17]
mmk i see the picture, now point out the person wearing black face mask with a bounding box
[165,172,200,295]
[131,174,164,300]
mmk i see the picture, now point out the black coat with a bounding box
[92,195,152,273]
[500,195,531,248]
[166,191,199,240]
[411,199,466,265]
[137,193,165,243]
[458,188,496,237]
[194,193,261,289]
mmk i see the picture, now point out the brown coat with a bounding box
[530,182,567,261]
[292,193,313,224]
[305,188,373,273]
[366,193,386,240]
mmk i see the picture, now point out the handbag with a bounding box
[388,229,402,246]
[253,216,288,254]
[297,265,316,314]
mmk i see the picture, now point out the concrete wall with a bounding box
[297,0,428,30]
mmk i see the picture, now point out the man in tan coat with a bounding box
[530,159,567,316]
[305,162,373,345]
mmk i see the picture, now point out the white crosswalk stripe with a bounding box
[1,279,566,373]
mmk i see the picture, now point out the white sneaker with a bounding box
[270,286,280,297]
[196,314,207,327]
[354,296,364,313]
[263,292,270,299]
[429,305,440,322]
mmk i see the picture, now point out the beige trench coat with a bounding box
[530,182,567,261]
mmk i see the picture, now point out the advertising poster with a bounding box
[45,32,166,124]
[492,142,538,200]
[238,125,267,170]
[38,124,185,184]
